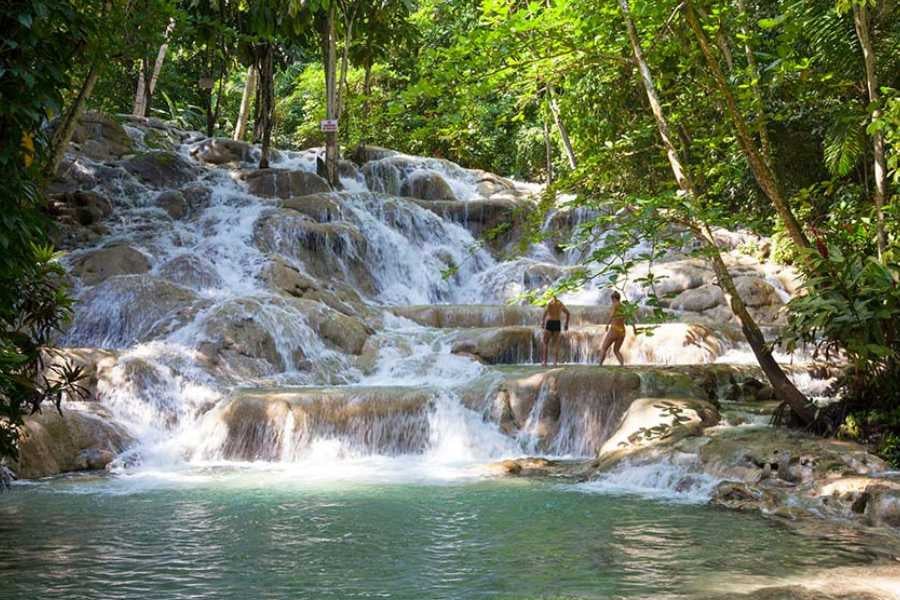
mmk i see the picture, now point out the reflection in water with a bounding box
[0,475,896,600]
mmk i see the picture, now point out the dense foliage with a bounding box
[0,1,89,475]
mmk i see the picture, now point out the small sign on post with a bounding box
[320,119,339,132]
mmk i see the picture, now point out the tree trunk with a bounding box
[852,2,888,259]
[683,0,811,252]
[324,2,339,186]
[736,0,773,166]
[48,64,100,178]
[132,22,173,118]
[548,88,577,170]
[258,44,275,169]
[336,11,355,127]
[543,111,554,184]
[234,66,257,142]
[618,0,814,425]
[252,72,263,144]
[133,59,149,118]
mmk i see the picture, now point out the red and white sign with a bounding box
[320,119,338,132]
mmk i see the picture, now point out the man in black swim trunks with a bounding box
[540,295,570,367]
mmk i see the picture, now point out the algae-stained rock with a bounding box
[48,190,114,226]
[14,409,132,478]
[400,170,457,201]
[254,209,374,294]
[72,245,151,285]
[262,258,368,318]
[240,168,331,199]
[190,138,253,164]
[122,151,199,188]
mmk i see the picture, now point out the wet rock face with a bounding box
[208,387,433,461]
[400,171,457,201]
[253,209,374,295]
[190,138,253,165]
[122,151,200,188]
[13,408,132,478]
[155,190,188,219]
[195,299,289,377]
[348,145,399,164]
[46,190,114,249]
[157,254,224,290]
[240,168,331,199]
[72,245,151,285]
[485,367,644,455]
[65,275,201,348]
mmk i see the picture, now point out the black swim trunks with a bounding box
[545,319,562,332]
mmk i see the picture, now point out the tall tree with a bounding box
[233,65,257,141]
[841,0,889,258]
[132,19,176,118]
[682,0,812,253]
[618,0,815,423]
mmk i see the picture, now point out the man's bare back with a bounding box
[541,296,570,367]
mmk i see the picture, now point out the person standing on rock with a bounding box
[598,291,626,366]
[541,295,570,367]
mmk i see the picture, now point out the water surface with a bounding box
[0,470,889,599]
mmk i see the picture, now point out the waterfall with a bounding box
[50,119,820,481]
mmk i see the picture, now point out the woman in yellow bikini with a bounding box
[598,291,626,366]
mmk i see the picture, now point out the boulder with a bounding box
[181,185,213,213]
[68,111,133,160]
[195,299,288,377]
[41,347,118,403]
[599,397,719,456]
[670,283,724,313]
[156,190,188,219]
[865,484,900,528]
[348,145,399,164]
[734,275,783,308]
[400,170,457,201]
[71,245,151,285]
[280,194,343,222]
[262,258,369,319]
[483,367,644,455]
[121,151,199,188]
[13,408,132,478]
[254,210,373,294]
[158,254,224,290]
[240,168,331,199]
[47,190,113,226]
[190,138,253,164]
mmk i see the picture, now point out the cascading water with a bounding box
[51,119,825,493]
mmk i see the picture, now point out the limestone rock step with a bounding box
[390,304,655,328]
[204,386,438,461]
[448,322,746,365]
